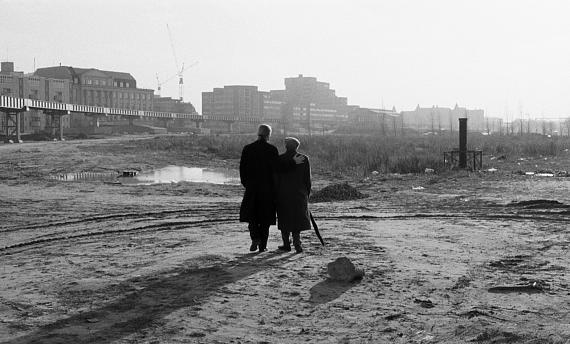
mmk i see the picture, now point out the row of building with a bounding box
[202,75,352,133]
[1,60,487,135]
[201,75,486,133]
[0,61,195,134]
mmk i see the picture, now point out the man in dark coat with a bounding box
[275,137,311,253]
[239,125,302,252]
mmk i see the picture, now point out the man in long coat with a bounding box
[239,125,302,252]
[275,137,311,253]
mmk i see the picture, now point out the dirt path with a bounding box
[0,137,568,343]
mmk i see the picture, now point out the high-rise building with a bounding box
[202,85,264,118]
[271,75,350,131]
[282,74,348,112]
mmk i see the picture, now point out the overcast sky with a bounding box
[2,0,570,119]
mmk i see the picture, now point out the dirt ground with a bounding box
[0,135,569,344]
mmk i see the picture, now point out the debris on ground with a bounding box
[310,183,367,203]
[488,281,547,294]
[414,298,435,308]
[327,257,365,282]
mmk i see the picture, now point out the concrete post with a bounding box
[459,118,467,169]
[59,114,64,141]
[4,112,8,140]
[15,112,21,142]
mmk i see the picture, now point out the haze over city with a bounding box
[2,0,570,119]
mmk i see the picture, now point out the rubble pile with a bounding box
[310,183,366,203]
[327,257,365,282]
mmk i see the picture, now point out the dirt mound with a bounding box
[310,183,366,203]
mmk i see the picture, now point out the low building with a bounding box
[401,104,484,132]
[34,65,153,110]
[153,96,198,132]
[1,62,71,134]
[347,107,400,131]
[153,96,196,114]
[34,65,155,130]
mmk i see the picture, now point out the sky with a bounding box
[2,0,570,119]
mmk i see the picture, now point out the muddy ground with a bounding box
[0,135,569,344]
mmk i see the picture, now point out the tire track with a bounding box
[0,217,238,255]
[0,206,240,233]
[2,209,567,256]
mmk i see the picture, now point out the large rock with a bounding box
[327,257,365,282]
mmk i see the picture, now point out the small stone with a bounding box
[327,257,365,282]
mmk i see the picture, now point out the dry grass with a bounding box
[132,133,570,176]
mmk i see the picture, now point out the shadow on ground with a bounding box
[3,251,295,344]
[308,279,362,304]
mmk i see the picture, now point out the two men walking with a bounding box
[239,124,311,253]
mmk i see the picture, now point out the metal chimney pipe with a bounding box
[459,118,468,168]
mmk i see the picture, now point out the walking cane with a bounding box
[309,212,325,246]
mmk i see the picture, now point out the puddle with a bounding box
[121,166,240,185]
[50,172,118,182]
[50,166,240,185]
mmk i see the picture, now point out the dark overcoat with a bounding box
[275,150,312,232]
[239,139,279,225]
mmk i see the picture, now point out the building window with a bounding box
[114,81,118,87]
[94,80,99,86]
[1,88,11,95]
[54,91,63,102]
[87,79,92,85]
[120,82,123,87]
[126,82,130,88]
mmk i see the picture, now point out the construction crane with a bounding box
[155,61,198,98]
[166,23,194,102]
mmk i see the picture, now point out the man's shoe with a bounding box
[258,246,267,253]
[278,245,291,252]
[249,241,259,252]
[294,245,303,253]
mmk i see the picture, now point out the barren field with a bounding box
[0,135,569,344]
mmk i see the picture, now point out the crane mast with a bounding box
[167,24,184,101]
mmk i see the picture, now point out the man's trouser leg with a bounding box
[258,224,270,251]
[279,230,291,250]
[292,231,302,252]
[248,223,260,242]
[248,223,261,251]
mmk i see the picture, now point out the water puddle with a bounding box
[50,166,240,185]
[121,166,240,185]
[50,172,118,182]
